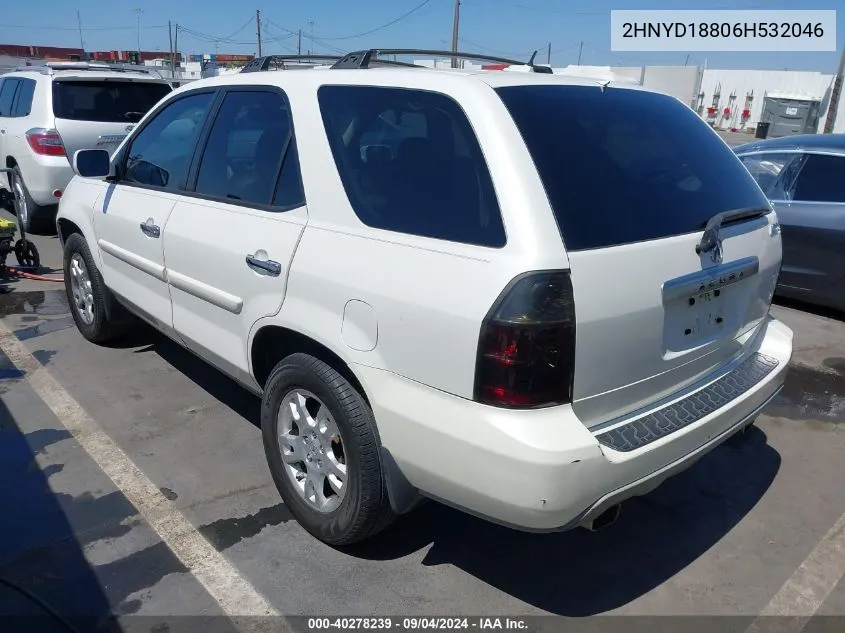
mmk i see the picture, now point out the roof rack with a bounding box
[240,54,342,73]
[240,54,420,73]
[330,49,554,73]
[14,61,164,78]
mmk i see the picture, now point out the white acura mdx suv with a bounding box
[56,50,793,545]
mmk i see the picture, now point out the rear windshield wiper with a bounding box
[695,207,770,255]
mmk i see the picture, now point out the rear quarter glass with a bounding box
[52,80,172,123]
[495,85,770,251]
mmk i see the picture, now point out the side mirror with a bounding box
[73,149,113,179]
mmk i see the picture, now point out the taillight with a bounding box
[474,271,576,408]
[26,128,66,157]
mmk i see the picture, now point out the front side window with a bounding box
[193,90,303,209]
[318,85,506,248]
[123,91,214,190]
[792,154,845,203]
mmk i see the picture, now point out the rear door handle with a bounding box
[246,254,282,276]
[140,218,160,238]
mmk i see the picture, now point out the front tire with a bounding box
[262,353,394,545]
[63,233,126,343]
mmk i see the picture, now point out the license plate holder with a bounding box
[683,290,725,339]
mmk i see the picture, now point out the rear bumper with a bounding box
[18,154,73,207]
[358,315,792,531]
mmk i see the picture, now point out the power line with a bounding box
[178,19,293,46]
[457,36,535,59]
[316,0,434,40]
[0,23,167,31]
[264,20,335,51]
[301,33,347,54]
[459,0,604,16]
[221,17,255,42]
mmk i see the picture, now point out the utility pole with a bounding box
[174,24,179,82]
[134,7,144,54]
[577,40,583,65]
[76,11,85,51]
[297,29,302,55]
[308,20,314,56]
[168,21,174,70]
[450,0,461,68]
[256,9,263,57]
[823,42,845,133]
[546,42,551,65]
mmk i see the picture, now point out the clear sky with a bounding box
[1,0,842,72]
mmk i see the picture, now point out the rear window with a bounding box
[52,80,171,123]
[496,85,770,251]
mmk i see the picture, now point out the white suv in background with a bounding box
[0,62,171,232]
[56,51,793,545]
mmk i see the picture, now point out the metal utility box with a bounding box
[760,92,822,138]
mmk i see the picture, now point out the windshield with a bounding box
[496,85,770,251]
[52,80,171,123]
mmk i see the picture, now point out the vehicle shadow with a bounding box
[108,323,781,615]
[349,426,780,616]
[774,296,845,323]
[0,384,120,631]
[107,324,261,430]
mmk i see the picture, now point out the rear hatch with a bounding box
[51,76,172,157]
[496,84,781,428]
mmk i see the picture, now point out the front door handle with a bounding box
[140,218,160,238]
[246,254,282,276]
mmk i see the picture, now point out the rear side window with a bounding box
[792,154,845,203]
[738,152,805,199]
[496,85,770,251]
[193,90,304,209]
[52,80,171,123]
[11,79,36,117]
[318,85,506,248]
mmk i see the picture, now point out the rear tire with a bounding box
[10,166,55,235]
[262,353,395,546]
[63,233,127,343]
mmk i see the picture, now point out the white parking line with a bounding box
[745,504,845,632]
[0,321,286,632]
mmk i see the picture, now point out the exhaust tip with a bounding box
[581,504,621,532]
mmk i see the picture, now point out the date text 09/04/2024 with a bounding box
[307,618,529,631]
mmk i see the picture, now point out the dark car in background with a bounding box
[735,134,845,312]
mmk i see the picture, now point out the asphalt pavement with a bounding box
[1,209,844,632]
